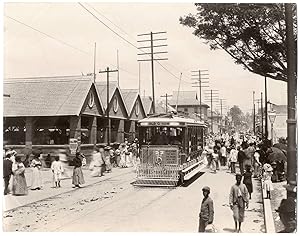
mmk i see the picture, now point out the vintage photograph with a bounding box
[2,2,297,233]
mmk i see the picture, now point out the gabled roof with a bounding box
[95,81,128,116]
[121,89,146,116]
[169,91,209,107]
[141,96,153,115]
[4,75,96,117]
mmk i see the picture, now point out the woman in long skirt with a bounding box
[12,156,28,196]
[104,146,112,172]
[30,155,43,190]
[72,152,85,188]
[89,149,103,177]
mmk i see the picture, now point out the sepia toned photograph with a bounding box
[2,1,297,233]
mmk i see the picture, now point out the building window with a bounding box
[184,108,188,112]
[194,107,198,113]
[113,96,118,113]
[135,101,139,116]
[88,91,94,108]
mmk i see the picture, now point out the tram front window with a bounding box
[139,126,183,146]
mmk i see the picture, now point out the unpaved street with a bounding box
[3,167,265,233]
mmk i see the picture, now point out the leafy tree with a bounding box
[179,3,297,82]
[229,105,243,127]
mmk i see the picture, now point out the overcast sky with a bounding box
[3,2,288,113]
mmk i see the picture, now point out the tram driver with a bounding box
[151,127,169,145]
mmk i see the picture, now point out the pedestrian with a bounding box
[89,148,103,177]
[119,143,127,168]
[72,152,85,188]
[115,149,121,167]
[244,142,255,169]
[104,146,112,172]
[210,148,219,173]
[220,143,227,166]
[198,186,214,232]
[99,147,106,175]
[229,174,249,233]
[253,148,262,178]
[30,154,43,190]
[276,194,296,233]
[12,156,28,196]
[262,165,273,199]
[3,153,13,195]
[51,155,64,188]
[228,145,238,174]
[243,165,253,199]
[237,146,246,174]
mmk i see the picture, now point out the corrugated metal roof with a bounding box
[4,76,93,117]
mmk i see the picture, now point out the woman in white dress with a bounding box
[89,149,103,177]
[30,154,43,190]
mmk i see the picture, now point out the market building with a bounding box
[3,76,148,162]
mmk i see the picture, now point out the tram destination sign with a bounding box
[141,146,179,166]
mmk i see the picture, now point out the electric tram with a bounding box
[132,114,207,187]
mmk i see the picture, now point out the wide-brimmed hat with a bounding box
[104,146,111,151]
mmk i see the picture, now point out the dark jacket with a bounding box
[237,150,247,163]
[3,158,13,178]
[73,157,82,168]
[199,196,214,223]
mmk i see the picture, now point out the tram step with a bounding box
[131,179,178,187]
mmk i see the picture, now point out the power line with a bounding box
[5,15,90,55]
[78,2,192,85]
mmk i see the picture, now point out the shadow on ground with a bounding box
[181,172,205,187]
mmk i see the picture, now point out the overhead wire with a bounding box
[5,15,90,55]
[78,2,192,85]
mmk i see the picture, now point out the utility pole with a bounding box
[219,99,226,134]
[261,92,264,140]
[285,3,297,201]
[99,67,118,146]
[204,89,219,134]
[161,94,172,114]
[138,62,141,94]
[175,73,182,112]
[253,91,255,135]
[93,42,96,83]
[117,49,120,87]
[256,99,262,136]
[264,76,268,140]
[137,31,168,114]
[191,69,209,121]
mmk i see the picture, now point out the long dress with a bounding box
[104,153,112,172]
[12,162,28,195]
[72,157,85,185]
[30,159,42,190]
[263,171,274,191]
[89,152,103,177]
[243,171,253,194]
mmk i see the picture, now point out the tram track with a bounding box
[3,170,136,232]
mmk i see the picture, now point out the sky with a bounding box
[3,2,289,114]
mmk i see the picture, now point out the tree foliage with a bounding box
[179,3,297,82]
[229,105,243,127]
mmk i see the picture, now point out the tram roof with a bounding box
[138,114,206,127]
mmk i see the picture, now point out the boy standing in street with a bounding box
[198,186,214,232]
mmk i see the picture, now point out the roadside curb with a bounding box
[261,178,276,233]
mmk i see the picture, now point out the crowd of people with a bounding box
[198,132,292,233]
[3,138,140,195]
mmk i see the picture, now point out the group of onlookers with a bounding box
[3,138,140,195]
[3,148,43,196]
